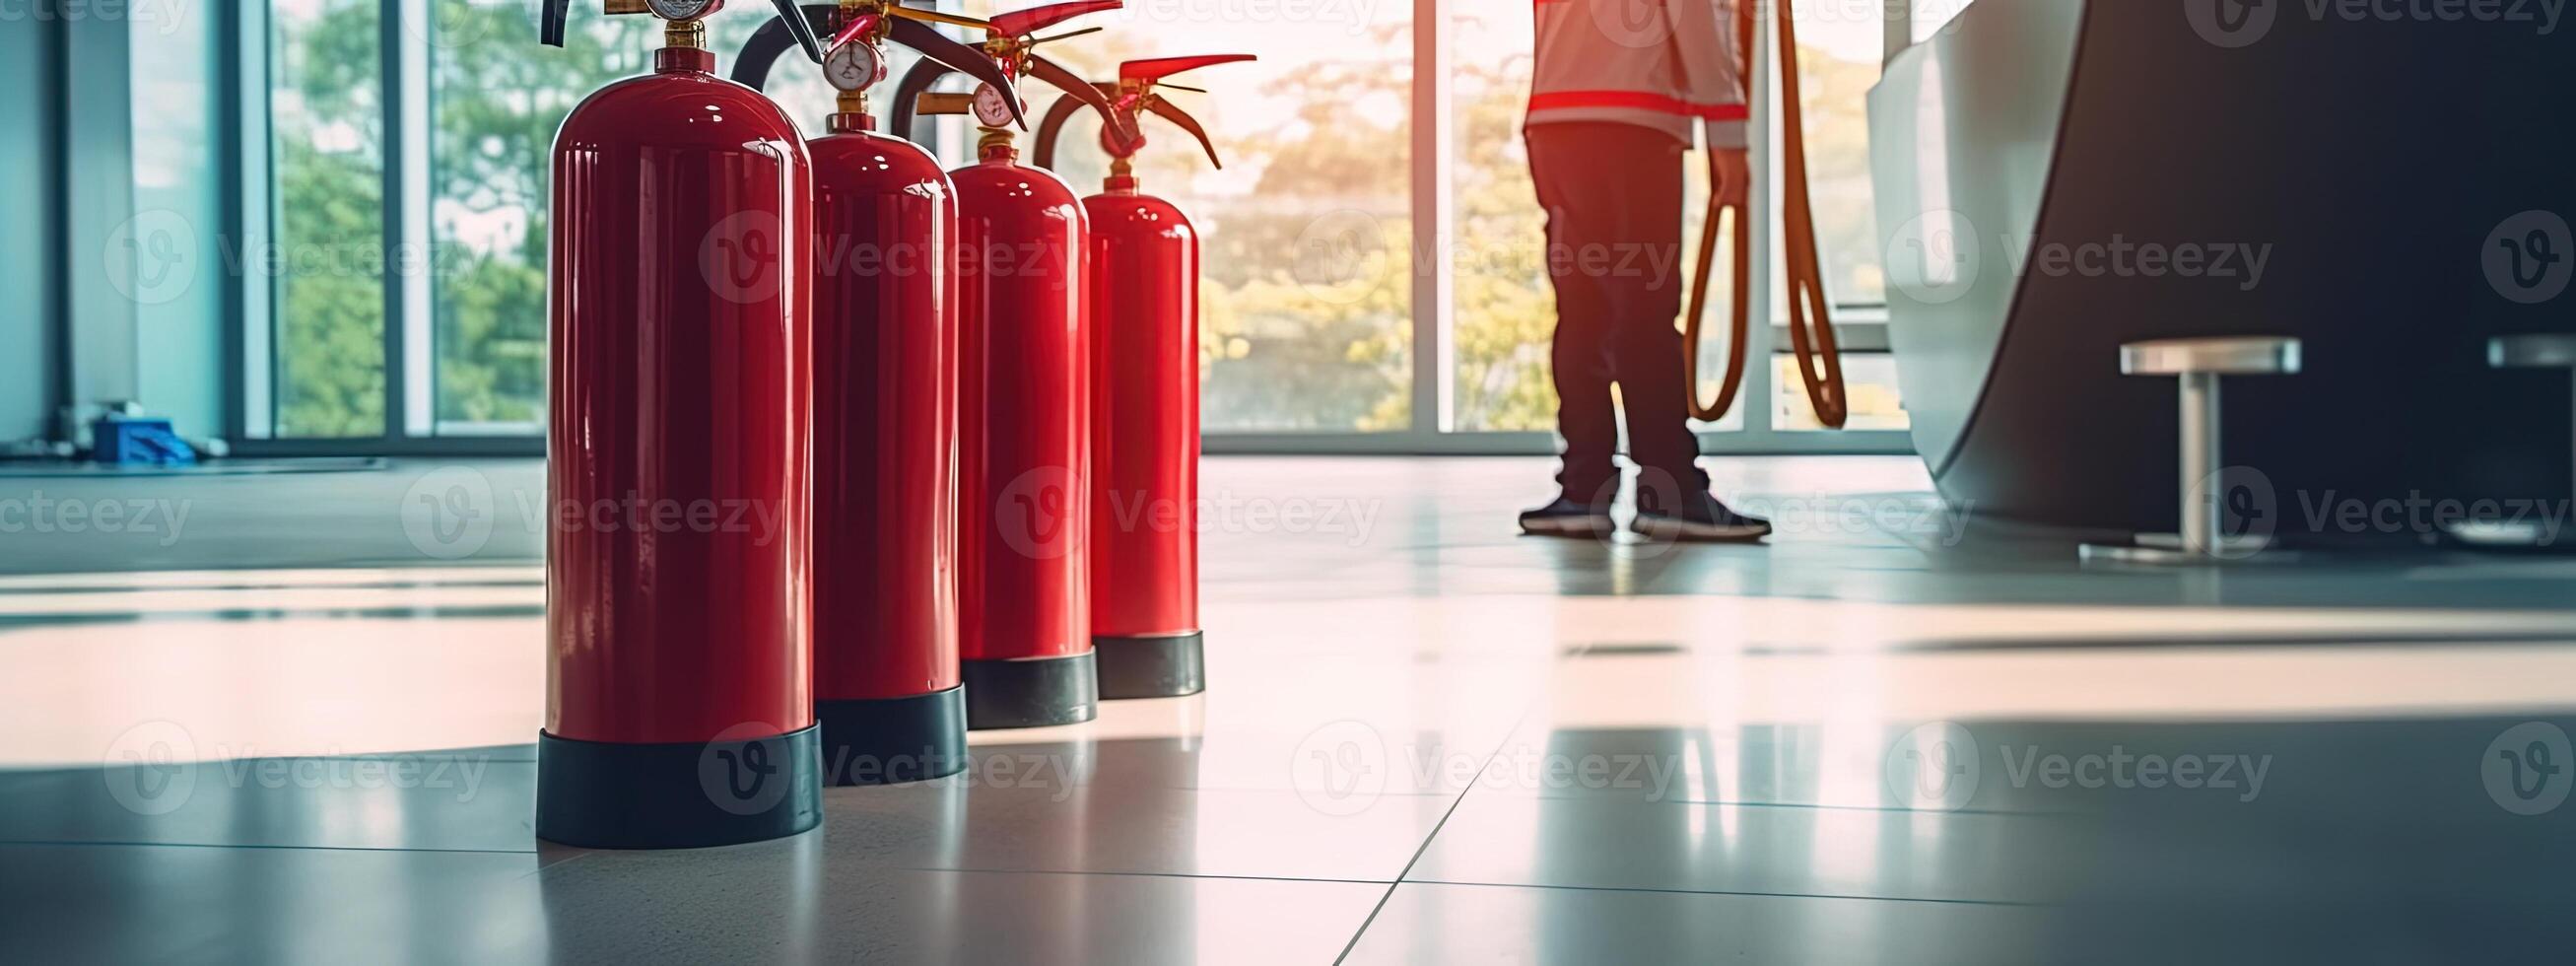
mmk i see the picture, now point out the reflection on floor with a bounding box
[2,456,2574,963]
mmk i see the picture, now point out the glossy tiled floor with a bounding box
[4,456,2575,963]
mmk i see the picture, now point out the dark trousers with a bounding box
[1526,121,1703,504]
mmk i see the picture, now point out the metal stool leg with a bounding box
[2080,336,2301,566]
[2179,372,2221,557]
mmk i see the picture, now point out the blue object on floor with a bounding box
[90,416,197,465]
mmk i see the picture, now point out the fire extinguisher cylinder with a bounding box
[1083,188,1206,698]
[950,155,1100,729]
[535,0,826,849]
[1030,53,1253,699]
[729,0,1033,783]
[885,0,1133,729]
[803,129,969,783]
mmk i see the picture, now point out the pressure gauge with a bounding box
[971,83,1017,127]
[823,40,881,92]
[646,0,715,21]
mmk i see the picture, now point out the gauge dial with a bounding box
[823,40,881,92]
[645,0,715,21]
[971,83,1018,127]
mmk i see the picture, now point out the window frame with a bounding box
[225,0,1917,457]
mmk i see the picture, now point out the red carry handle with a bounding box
[989,0,1121,39]
[884,0,1128,144]
[1119,53,1254,85]
[1029,54,1252,170]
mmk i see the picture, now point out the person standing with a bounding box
[1515,0,1771,541]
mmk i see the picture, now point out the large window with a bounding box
[422,0,643,434]
[1446,3,1562,434]
[266,0,386,439]
[234,0,1916,453]
[1775,0,1906,432]
[1450,0,1901,439]
[980,3,1416,432]
[424,4,847,436]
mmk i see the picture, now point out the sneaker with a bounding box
[1632,490,1771,542]
[1517,494,1615,537]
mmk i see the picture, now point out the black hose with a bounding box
[729,5,840,91]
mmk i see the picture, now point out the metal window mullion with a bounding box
[1407,0,1453,439]
[376,0,431,439]
[220,0,258,442]
[399,0,434,436]
[236,0,278,439]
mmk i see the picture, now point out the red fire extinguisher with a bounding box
[727,5,1026,784]
[533,0,825,848]
[1030,54,1252,699]
[888,0,1130,729]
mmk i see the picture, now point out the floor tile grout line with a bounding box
[1401,877,2050,908]
[1331,698,1544,965]
[1327,774,1477,965]
[518,848,599,881]
[1449,794,2082,818]
[894,866,1393,887]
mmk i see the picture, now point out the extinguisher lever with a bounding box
[888,16,1018,112]
[1026,53,1136,147]
[986,0,1122,39]
[884,34,1031,137]
[1124,54,1251,168]
[1028,55,1247,171]
[1117,52,1254,86]
[1142,97,1223,170]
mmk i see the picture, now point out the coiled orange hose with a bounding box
[1683,0,1847,428]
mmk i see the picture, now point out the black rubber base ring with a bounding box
[535,723,824,850]
[816,684,969,786]
[961,652,1098,729]
[1094,631,1206,699]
